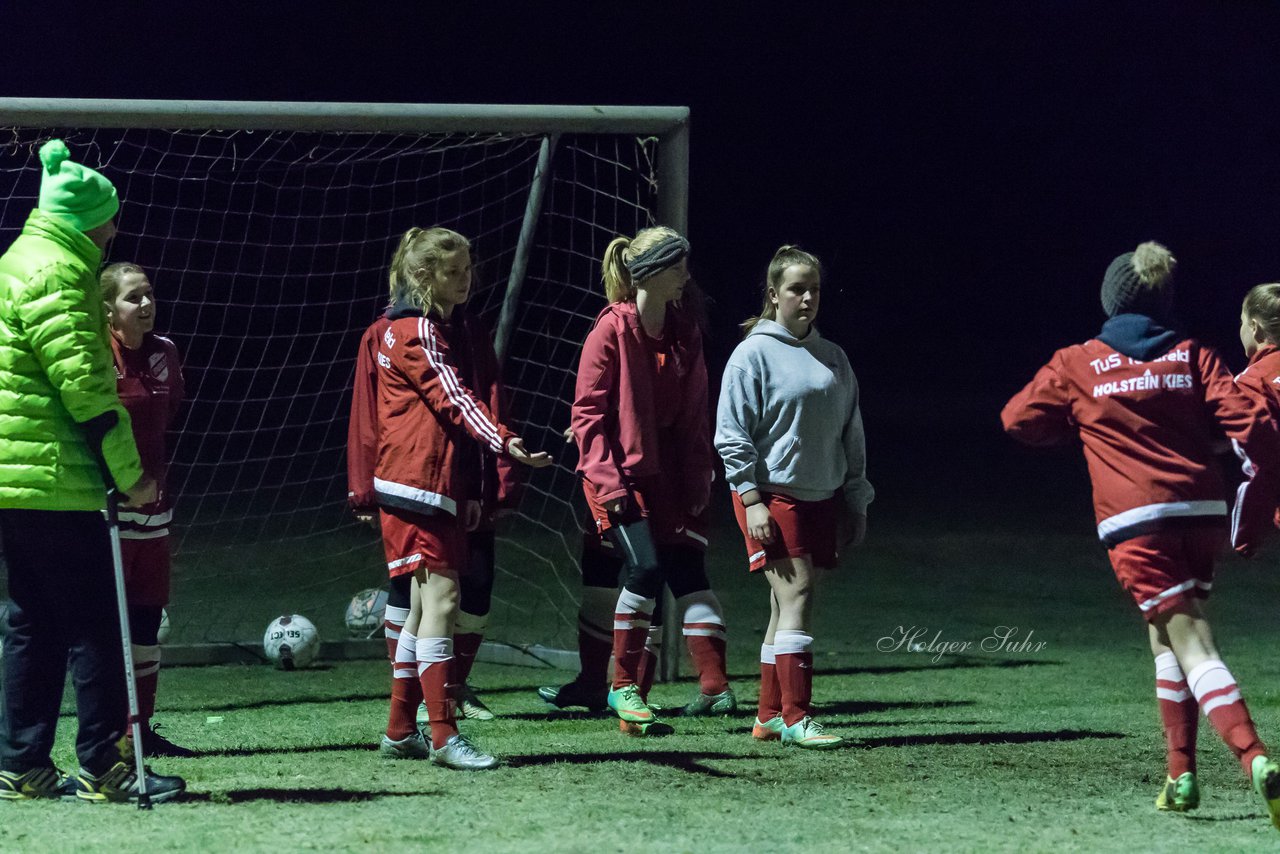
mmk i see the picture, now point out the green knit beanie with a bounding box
[37,139,119,232]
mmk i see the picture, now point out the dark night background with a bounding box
[4,1,1280,529]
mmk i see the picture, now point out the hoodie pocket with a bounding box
[763,435,801,478]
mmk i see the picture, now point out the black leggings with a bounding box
[603,520,712,602]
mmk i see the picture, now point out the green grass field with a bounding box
[6,504,1280,852]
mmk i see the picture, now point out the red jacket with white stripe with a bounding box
[111,332,184,539]
[363,305,517,518]
[1001,317,1280,552]
[572,300,713,509]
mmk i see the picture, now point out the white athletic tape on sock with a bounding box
[676,590,725,629]
[416,636,453,664]
[773,630,813,657]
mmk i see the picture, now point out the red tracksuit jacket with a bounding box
[1002,332,1279,552]
[571,300,713,510]
[1233,344,1280,541]
[111,332,184,537]
[352,306,517,519]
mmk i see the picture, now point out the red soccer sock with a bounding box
[387,629,422,740]
[775,630,814,727]
[1155,652,1197,777]
[576,586,616,689]
[685,635,729,695]
[576,620,613,689]
[611,588,655,690]
[1187,659,1266,774]
[451,631,484,686]
[416,637,457,749]
[635,624,663,701]
[677,591,729,695]
[758,643,781,722]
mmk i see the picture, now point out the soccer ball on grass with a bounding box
[263,614,320,670]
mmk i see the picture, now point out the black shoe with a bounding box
[537,681,608,712]
[64,761,186,804]
[139,723,196,759]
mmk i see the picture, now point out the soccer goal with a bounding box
[0,98,688,667]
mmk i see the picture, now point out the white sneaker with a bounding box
[780,716,843,750]
[430,734,499,770]
[458,684,495,721]
[379,730,430,760]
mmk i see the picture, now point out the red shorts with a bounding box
[583,476,707,550]
[379,506,467,577]
[1107,527,1223,621]
[732,491,840,572]
[120,535,171,608]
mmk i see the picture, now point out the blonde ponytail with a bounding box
[601,236,634,303]
[599,226,689,304]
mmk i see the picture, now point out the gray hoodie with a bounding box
[714,318,873,512]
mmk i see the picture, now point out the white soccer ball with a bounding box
[344,587,389,638]
[263,614,320,670]
[157,608,171,645]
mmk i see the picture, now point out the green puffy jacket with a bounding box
[0,208,144,510]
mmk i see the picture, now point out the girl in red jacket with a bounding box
[372,226,550,770]
[571,226,733,735]
[350,304,518,738]
[1002,242,1280,829]
[1233,283,1280,553]
[101,262,192,759]
[1236,283,1280,408]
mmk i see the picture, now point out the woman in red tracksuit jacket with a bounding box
[571,226,733,736]
[349,301,519,738]
[366,226,549,771]
[1002,241,1280,829]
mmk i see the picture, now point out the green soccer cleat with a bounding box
[379,730,431,760]
[63,761,186,804]
[537,681,609,712]
[1252,755,1280,832]
[1154,772,1200,812]
[430,734,499,771]
[680,687,738,717]
[780,716,843,750]
[457,684,495,721]
[0,766,66,801]
[607,684,655,723]
[752,715,785,741]
[619,719,675,737]
[416,702,429,727]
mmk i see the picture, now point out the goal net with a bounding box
[0,101,688,664]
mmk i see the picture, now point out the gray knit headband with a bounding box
[625,234,690,282]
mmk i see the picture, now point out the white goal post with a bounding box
[0,98,688,671]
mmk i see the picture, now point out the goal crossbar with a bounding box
[0,97,688,135]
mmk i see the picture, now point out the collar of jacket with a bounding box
[1096,313,1182,361]
[24,208,102,270]
[1248,344,1278,368]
